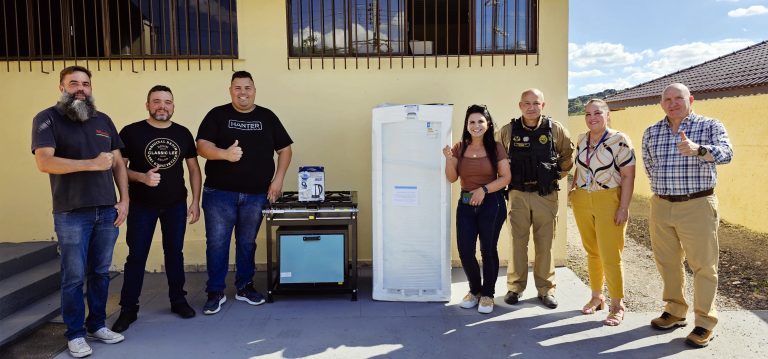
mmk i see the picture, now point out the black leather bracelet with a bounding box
[481,185,489,194]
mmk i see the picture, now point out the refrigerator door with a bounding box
[372,104,453,302]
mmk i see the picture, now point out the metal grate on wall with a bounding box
[0,0,239,73]
[285,0,539,70]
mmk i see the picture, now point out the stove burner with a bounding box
[271,191,357,210]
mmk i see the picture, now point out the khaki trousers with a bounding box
[571,188,625,299]
[650,194,719,330]
[506,190,558,296]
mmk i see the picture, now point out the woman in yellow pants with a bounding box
[570,99,636,326]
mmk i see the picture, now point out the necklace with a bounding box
[586,130,609,166]
[588,130,608,149]
[468,143,483,158]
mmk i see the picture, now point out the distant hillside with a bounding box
[568,89,618,115]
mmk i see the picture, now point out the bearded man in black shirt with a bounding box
[111,85,202,333]
[32,65,128,358]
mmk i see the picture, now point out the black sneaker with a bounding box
[504,291,520,305]
[171,301,196,319]
[110,309,137,333]
[235,283,266,306]
[203,292,226,315]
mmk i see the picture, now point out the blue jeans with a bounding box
[53,205,119,340]
[456,191,506,297]
[119,200,188,311]
[202,187,267,293]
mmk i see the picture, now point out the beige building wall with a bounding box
[568,93,768,233]
[0,0,570,271]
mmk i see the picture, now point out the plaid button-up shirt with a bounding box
[641,113,733,196]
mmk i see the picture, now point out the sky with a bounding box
[568,0,768,98]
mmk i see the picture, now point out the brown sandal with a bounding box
[581,296,605,315]
[604,304,626,326]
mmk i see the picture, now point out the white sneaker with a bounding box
[87,327,125,344]
[478,296,494,314]
[459,292,479,309]
[67,337,93,358]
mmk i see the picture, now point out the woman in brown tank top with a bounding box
[443,105,511,314]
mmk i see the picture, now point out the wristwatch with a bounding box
[481,185,489,194]
[697,146,708,157]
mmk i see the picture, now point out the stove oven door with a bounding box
[277,227,345,284]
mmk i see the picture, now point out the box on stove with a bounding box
[298,166,324,202]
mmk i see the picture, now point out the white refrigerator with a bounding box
[371,104,453,302]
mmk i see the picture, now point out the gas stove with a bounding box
[263,190,360,302]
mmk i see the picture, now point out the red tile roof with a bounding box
[605,40,768,106]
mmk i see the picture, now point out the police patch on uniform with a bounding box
[539,134,548,144]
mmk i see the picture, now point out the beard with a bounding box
[55,91,97,122]
[150,110,173,122]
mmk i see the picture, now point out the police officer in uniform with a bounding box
[497,88,574,309]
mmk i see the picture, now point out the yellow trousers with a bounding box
[506,190,558,296]
[571,188,625,299]
[650,194,719,330]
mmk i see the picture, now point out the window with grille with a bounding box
[286,0,537,58]
[1,0,238,62]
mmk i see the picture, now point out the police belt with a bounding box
[510,182,539,193]
[657,188,714,202]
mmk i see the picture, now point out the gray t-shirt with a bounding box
[31,106,124,213]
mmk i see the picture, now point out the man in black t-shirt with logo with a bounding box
[110,85,202,333]
[196,71,293,314]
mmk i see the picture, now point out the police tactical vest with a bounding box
[508,116,560,196]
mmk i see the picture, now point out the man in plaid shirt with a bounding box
[641,83,733,348]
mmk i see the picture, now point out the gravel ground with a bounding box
[565,194,766,312]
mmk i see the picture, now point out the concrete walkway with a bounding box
[53,267,768,358]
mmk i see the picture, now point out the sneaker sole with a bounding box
[235,294,265,306]
[651,320,687,330]
[478,306,494,314]
[203,296,227,315]
[685,336,712,348]
[69,348,93,358]
[86,334,124,344]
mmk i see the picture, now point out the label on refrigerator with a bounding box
[425,121,438,139]
[392,185,418,206]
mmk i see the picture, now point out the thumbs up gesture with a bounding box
[144,166,161,187]
[676,130,698,156]
[226,139,243,162]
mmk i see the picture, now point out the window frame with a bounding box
[285,0,539,59]
[0,0,239,62]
